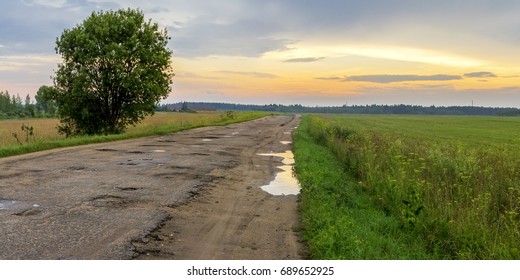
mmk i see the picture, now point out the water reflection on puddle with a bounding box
[257,151,300,195]
[0,200,16,210]
[0,199,40,211]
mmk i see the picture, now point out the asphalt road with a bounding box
[0,115,302,259]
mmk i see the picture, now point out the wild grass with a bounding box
[296,114,520,259]
[294,118,432,259]
[0,111,268,158]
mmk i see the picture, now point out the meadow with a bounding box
[0,111,268,158]
[294,114,520,259]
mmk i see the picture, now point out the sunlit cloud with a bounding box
[283,57,325,63]
[315,76,343,81]
[345,47,484,67]
[0,55,59,71]
[175,72,220,80]
[464,72,497,78]
[215,71,279,79]
[343,74,463,84]
[268,44,485,68]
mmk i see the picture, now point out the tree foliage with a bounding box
[53,8,173,136]
[0,90,30,119]
[35,85,58,116]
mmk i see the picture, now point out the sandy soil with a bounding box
[0,115,303,259]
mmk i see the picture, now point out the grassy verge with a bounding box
[294,116,433,259]
[295,114,520,259]
[0,111,269,158]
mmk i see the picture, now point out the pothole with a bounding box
[13,208,42,216]
[91,195,126,207]
[257,151,300,195]
[0,199,17,210]
[96,148,119,152]
[116,187,140,191]
[67,165,87,171]
[0,199,41,212]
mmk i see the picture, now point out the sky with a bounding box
[2,0,520,107]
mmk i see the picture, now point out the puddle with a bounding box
[151,149,166,153]
[0,200,17,210]
[257,151,300,195]
[231,132,240,135]
[0,200,39,211]
[202,139,213,142]
[280,141,292,145]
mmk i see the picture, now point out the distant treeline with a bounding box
[0,90,35,119]
[157,102,520,116]
[1,88,57,119]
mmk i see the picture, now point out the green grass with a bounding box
[320,114,520,147]
[294,114,520,259]
[0,111,269,158]
[294,118,432,259]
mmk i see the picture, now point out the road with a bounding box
[0,115,302,259]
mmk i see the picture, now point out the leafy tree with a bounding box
[35,85,58,116]
[24,94,35,117]
[14,94,23,110]
[53,8,174,136]
[0,91,23,118]
[0,90,12,113]
[179,101,195,113]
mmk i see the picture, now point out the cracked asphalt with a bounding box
[0,115,302,259]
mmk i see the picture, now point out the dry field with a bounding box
[0,112,262,147]
[0,118,61,146]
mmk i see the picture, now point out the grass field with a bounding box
[294,114,520,259]
[0,111,268,158]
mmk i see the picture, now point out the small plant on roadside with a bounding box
[222,111,237,120]
[12,123,35,145]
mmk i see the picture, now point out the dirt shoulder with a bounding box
[0,115,302,259]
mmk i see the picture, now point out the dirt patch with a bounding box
[0,115,302,259]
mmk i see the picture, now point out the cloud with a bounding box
[283,57,325,63]
[0,0,97,56]
[0,55,59,71]
[315,76,343,81]
[216,71,279,79]
[176,72,220,80]
[22,0,68,8]
[464,71,497,78]
[343,74,462,84]
[172,16,293,58]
